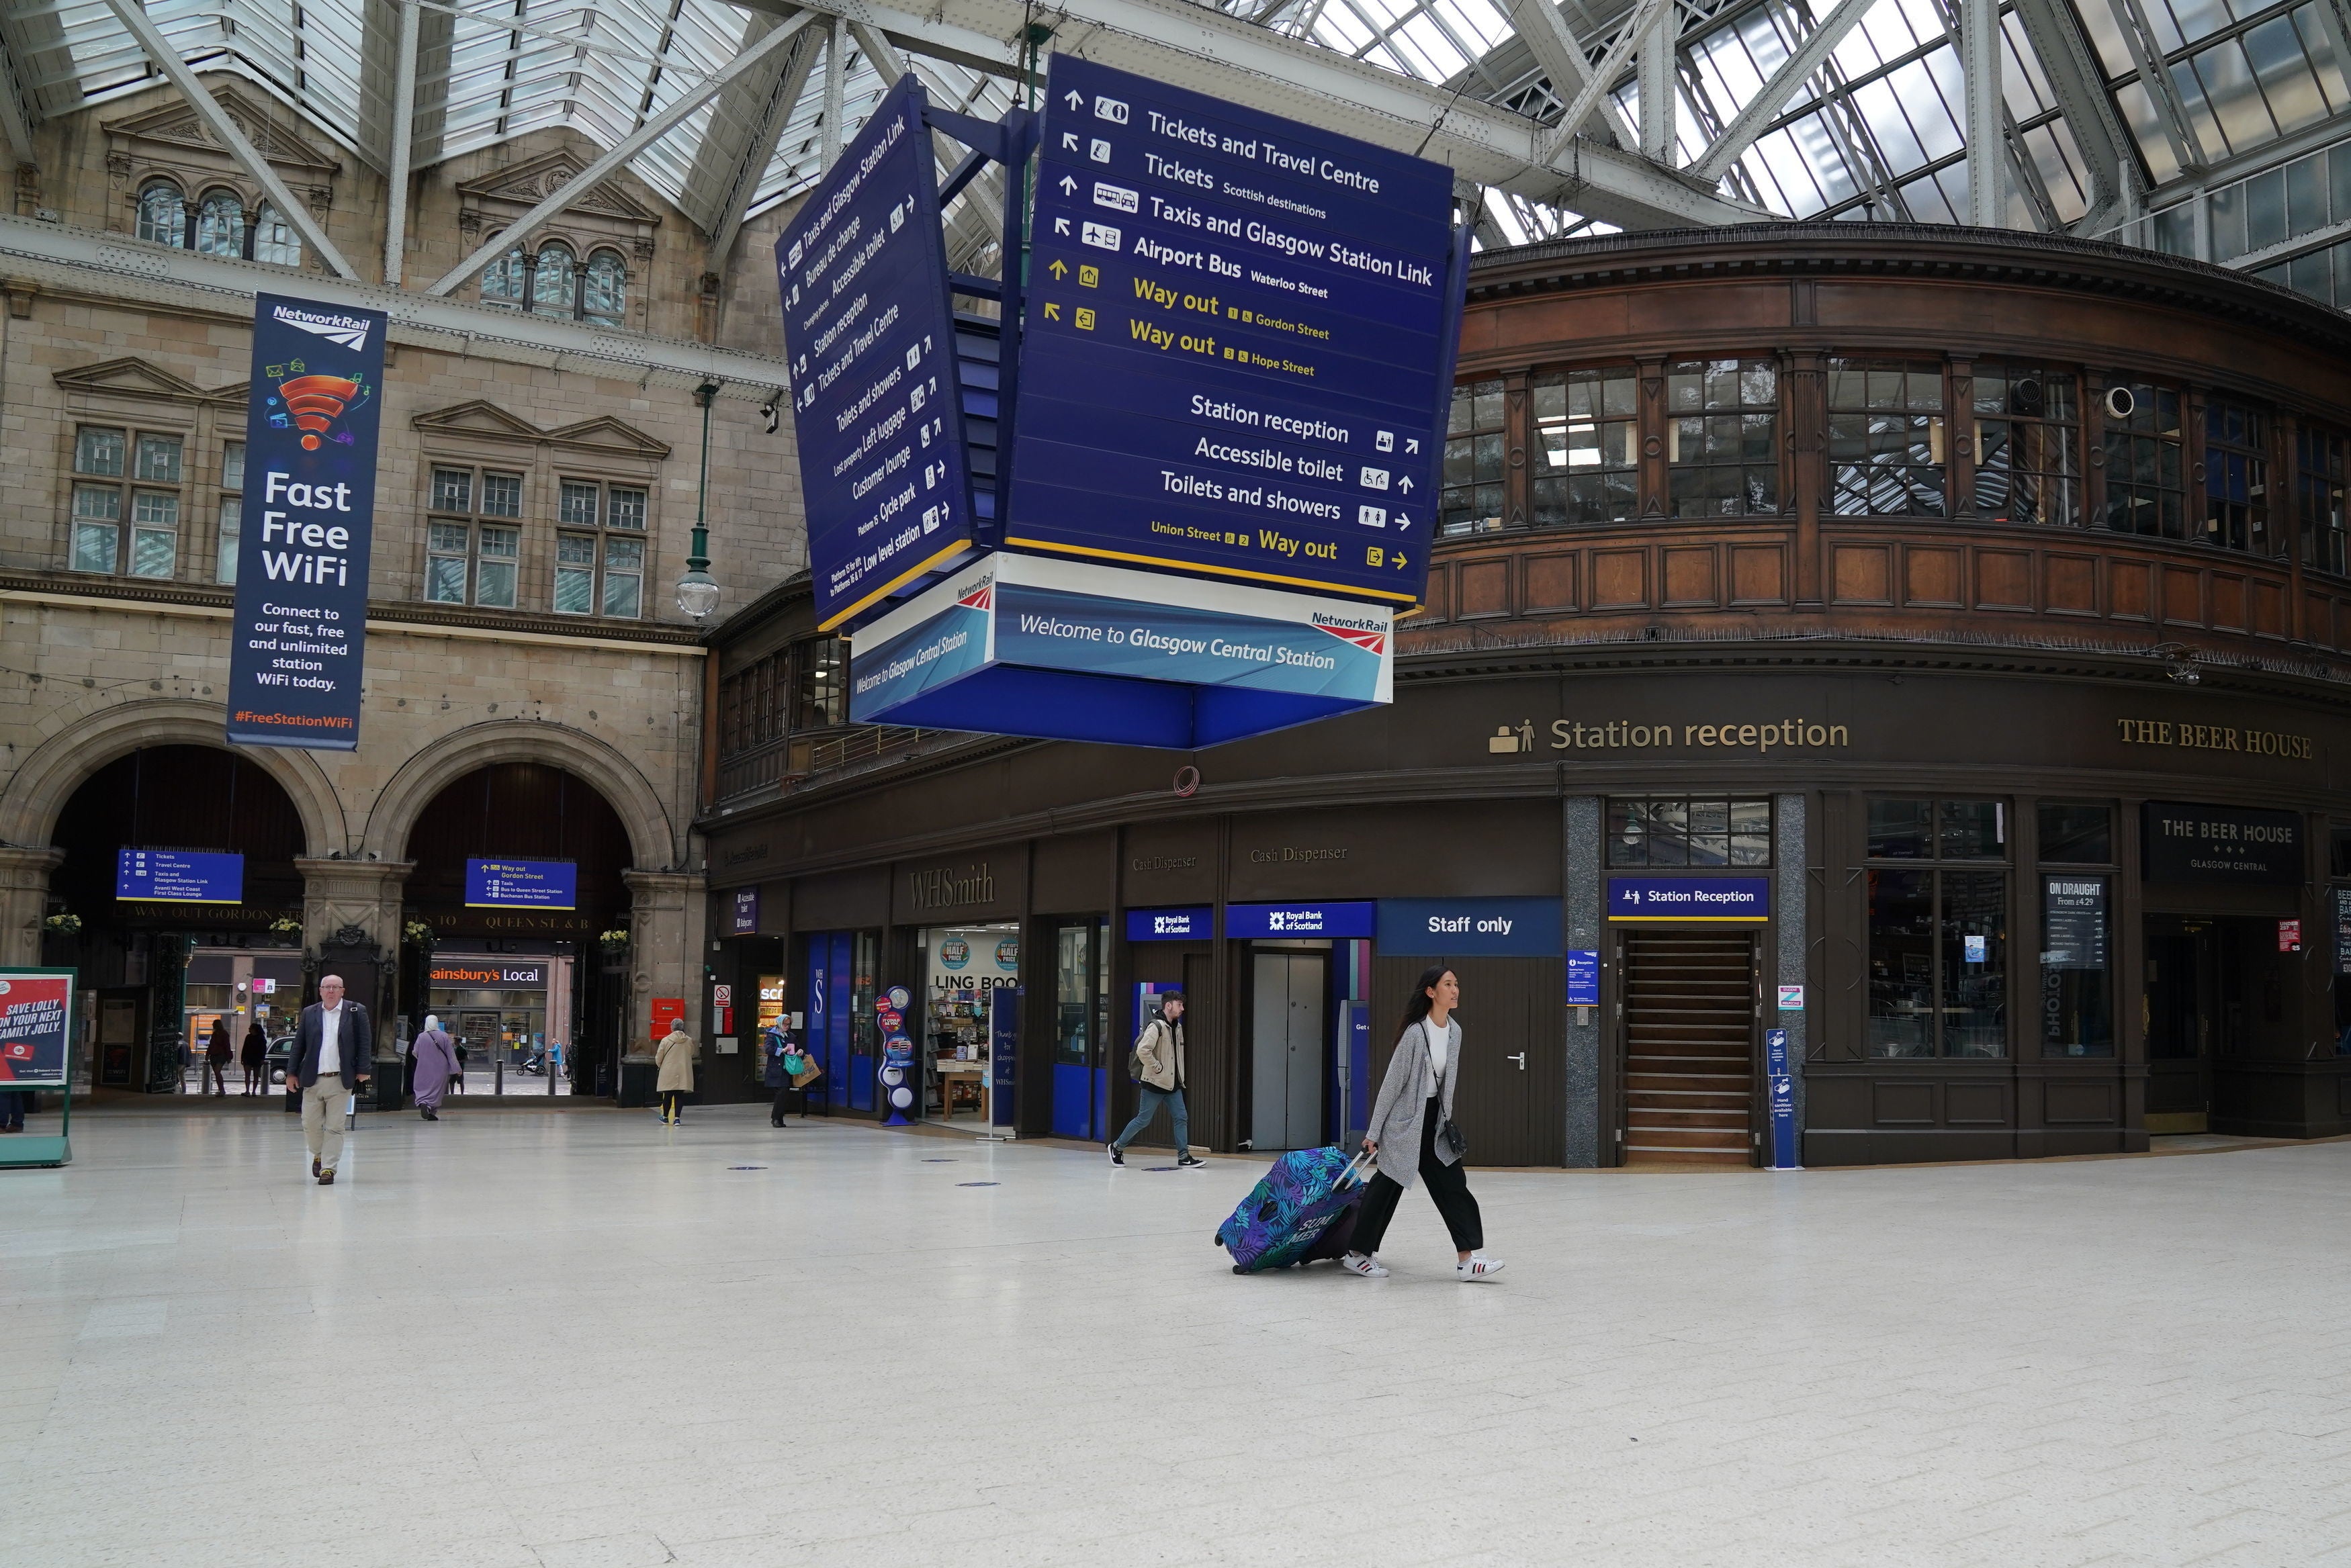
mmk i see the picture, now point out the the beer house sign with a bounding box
[2141,802,2303,886]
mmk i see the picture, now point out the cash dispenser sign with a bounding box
[1010,56,1458,608]
[226,293,388,750]
[777,75,975,631]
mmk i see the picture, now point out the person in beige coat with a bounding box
[654,1023,697,1125]
[1108,992,1201,1168]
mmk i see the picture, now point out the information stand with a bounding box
[0,968,77,1168]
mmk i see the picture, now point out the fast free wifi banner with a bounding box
[225,293,388,750]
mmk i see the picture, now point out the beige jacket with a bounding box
[654,1029,697,1091]
[1133,1015,1186,1092]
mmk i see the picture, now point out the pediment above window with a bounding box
[455,148,663,229]
[413,402,669,461]
[53,357,242,408]
[103,81,343,175]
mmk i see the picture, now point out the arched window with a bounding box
[580,250,626,326]
[252,202,302,267]
[480,242,527,307]
[532,242,576,315]
[136,181,187,248]
[193,191,245,258]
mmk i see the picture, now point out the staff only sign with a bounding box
[225,294,388,750]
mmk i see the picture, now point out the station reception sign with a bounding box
[225,293,388,750]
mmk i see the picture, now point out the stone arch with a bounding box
[361,719,675,870]
[1,698,346,854]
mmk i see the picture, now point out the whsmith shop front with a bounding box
[698,648,2351,1168]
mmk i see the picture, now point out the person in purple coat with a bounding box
[411,1015,459,1122]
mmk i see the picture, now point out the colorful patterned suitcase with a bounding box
[1214,1148,1372,1273]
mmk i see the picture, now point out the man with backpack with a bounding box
[1109,991,1200,1168]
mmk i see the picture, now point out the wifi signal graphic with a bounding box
[279,374,361,451]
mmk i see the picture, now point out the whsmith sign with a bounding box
[910,862,996,911]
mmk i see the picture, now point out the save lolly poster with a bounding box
[225,293,389,750]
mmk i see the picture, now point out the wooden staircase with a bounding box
[1622,931,1755,1167]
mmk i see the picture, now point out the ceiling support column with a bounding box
[1961,0,2004,227]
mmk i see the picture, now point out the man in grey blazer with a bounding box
[286,974,370,1185]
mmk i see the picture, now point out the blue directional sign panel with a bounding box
[1126,906,1214,941]
[465,858,578,910]
[1007,55,1462,610]
[1607,877,1773,921]
[1225,901,1376,939]
[116,849,244,904]
[777,75,976,631]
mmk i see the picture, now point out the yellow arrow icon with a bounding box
[1045,302,1062,322]
[1048,259,1068,280]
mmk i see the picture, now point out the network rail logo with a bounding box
[270,303,372,351]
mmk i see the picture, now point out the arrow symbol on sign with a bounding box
[1045,302,1062,322]
[1054,217,1071,235]
[1395,512,1413,530]
[1065,89,1083,109]
[1058,174,1077,195]
[1396,475,1414,494]
[1048,259,1067,279]
[1405,437,1421,455]
[1394,553,1409,571]
[1062,133,1078,152]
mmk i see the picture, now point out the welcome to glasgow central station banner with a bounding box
[225,293,388,751]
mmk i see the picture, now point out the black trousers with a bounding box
[660,1090,686,1120]
[1351,1097,1482,1254]
[770,1085,800,1122]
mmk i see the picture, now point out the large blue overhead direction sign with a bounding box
[116,849,245,904]
[1008,56,1466,609]
[777,75,976,632]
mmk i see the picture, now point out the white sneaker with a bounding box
[1457,1254,1505,1281]
[1338,1252,1388,1277]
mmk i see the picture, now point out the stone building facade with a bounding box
[0,71,806,1087]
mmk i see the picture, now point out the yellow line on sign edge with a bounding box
[1002,536,1421,604]
[1606,915,1771,923]
[818,541,977,633]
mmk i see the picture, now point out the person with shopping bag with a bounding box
[762,1021,799,1127]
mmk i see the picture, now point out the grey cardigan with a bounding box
[1364,1017,1460,1189]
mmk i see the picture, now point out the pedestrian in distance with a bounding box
[0,1087,24,1133]
[286,974,371,1186]
[410,1015,459,1121]
[1339,966,1505,1281]
[1108,991,1201,1168]
[762,1021,797,1127]
[204,1017,232,1096]
[655,1021,696,1125]
[240,1017,267,1096]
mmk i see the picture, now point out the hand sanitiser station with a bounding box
[774,56,1468,748]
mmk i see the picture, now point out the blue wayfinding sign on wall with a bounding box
[1376,898,1560,956]
[225,294,387,751]
[1607,877,1772,921]
[1006,55,1464,611]
[777,75,977,631]
[1765,1026,1799,1168]
[1127,907,1213,941]
[465,859,578,910]
[1566,950,1601,1006]
[1225,901,1376,939]
[116,849,244,904]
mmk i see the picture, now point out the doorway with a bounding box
[1618,930,1758,1166]
[1250,948,1326,1151]
[2143,915,2253,1134]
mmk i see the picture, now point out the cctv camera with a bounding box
[760,398,781,436]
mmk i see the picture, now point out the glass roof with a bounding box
[6,0,2348,284]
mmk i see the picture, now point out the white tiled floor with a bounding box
[5,1105,2349,1567]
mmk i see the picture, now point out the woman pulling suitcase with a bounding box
[1339,966,1505,1281]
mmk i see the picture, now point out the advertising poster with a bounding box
[0,970,75,1087]
[225,293,388,750]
